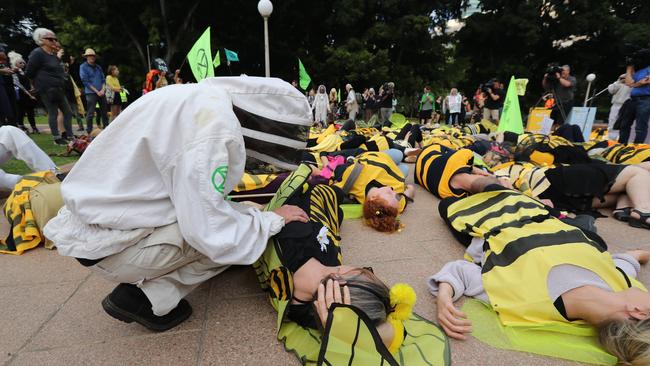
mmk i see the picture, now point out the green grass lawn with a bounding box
[1,128,81,175]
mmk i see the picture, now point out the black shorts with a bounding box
[541,163,625,214]
[419,109,432,120]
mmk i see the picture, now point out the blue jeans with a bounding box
[619,96,650,144]
[384,148,409,177]
[632,97,650,143]
[85,93,109,132]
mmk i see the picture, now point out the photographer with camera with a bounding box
[482,78,505,123]
[618,49,650,144]
[542,64,576,125]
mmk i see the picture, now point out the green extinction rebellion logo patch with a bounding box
[211,165,228,194]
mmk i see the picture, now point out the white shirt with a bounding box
[447,94,462,113]
[45,77,311,264]
[608,80,631,106]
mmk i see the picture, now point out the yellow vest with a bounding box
[333,151,406,212]
[447,190,646,327]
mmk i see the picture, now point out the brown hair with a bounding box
[599,318,650,365]
[363,197,400,233]
[107,65,118,76]
[321,268,391,326]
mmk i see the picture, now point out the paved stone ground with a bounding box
[1,157,649,365]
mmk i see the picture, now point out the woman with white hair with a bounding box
[445,88,462,125]
[312,85,329,128]
[8,51,39,133]
[25,27,74,145]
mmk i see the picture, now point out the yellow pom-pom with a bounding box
[389,283,416,321]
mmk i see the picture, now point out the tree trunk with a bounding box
[163,0,201,67]
[118,17,148,71]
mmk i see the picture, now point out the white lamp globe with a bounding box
[586,73,596,82]
[258,0,273,17]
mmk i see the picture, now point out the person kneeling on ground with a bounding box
[43,77,311,331]
[430,185,650,365]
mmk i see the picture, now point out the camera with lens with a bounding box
[626,48,650,70]
[545,64,563,83]
[480,79,495,94]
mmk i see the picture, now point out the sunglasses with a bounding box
[44,37,58,42]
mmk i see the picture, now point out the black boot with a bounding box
[101,283,192,331]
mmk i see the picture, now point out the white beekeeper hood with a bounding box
[201,76,311,170]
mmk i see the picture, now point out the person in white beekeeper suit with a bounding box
[44,77,311,331]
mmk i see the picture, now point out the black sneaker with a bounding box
[101,283,192,332]
[54,138,68,146]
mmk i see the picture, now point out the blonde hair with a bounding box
[599,318,650,365]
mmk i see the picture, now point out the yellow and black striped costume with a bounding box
[232,173,278,192]
[361,134,392,151]
[415,144,474,199]
[492,161,550,198]
[460,120,497,135]
[254,164,451,365]
[0,171,61,255]
[333,151,407,212]
[447,190,646,326]
[599,144,650,165]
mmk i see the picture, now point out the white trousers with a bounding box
[90,223,229,316]
[607,103,622,140]
[0,126,56,190]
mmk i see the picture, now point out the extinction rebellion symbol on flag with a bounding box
[211,165,228,194]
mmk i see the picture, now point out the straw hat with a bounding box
[82,48,97,57]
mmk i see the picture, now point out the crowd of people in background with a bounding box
[0,28,130,145]
[304,79,505,129]
[1,25,649,154]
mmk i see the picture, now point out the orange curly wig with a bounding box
[363,197,400,233]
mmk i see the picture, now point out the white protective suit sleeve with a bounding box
[170,132,285,266]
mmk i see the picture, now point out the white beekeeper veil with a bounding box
[201,76,311,170]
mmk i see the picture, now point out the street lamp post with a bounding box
[584,73,596,107]
[257,0,273,77]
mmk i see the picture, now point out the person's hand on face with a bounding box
[315,278,351,327]
[273,204,309,224]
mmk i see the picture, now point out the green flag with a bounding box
[187,27,214,82]
[213,50,221,69]
[497,76,524,134]
[298,58,311,90]
[224,48,239,62]
[337,88,341,103]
